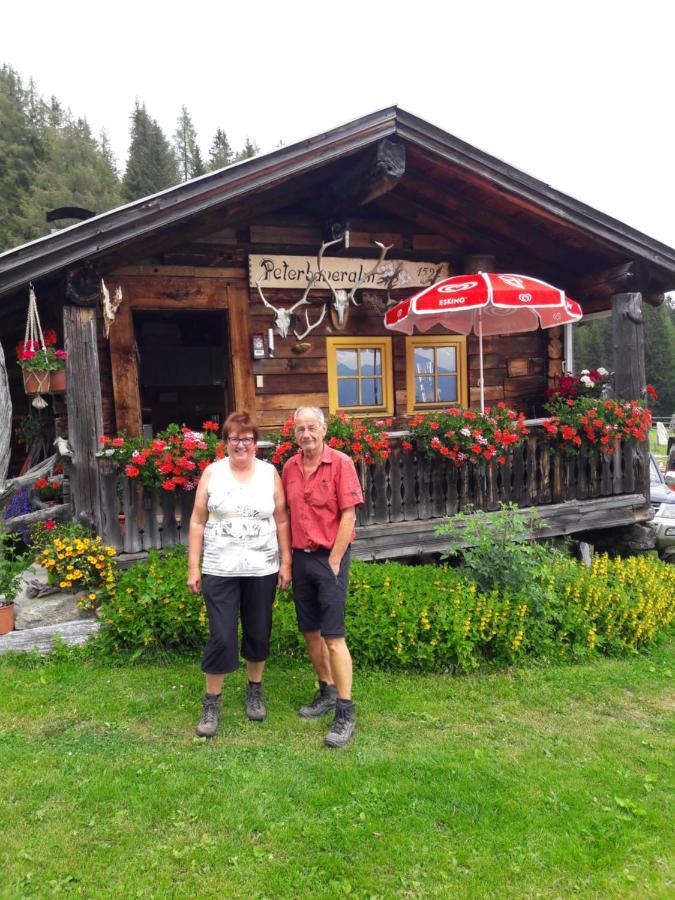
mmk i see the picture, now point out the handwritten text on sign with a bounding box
[249,255,450,291]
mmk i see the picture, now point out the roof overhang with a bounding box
[2,106,675,299]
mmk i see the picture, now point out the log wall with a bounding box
[97,212,549,434]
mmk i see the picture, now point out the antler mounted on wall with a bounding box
[255,269,321,339]
[318,239,392,330]
[255,237,396,340]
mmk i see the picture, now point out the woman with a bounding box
[188,411,291,736]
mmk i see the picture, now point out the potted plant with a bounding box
[32,477,63,506]
[16,330,68,395]
[0,529,30,635]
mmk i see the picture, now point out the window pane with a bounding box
[361,378,383,406]
[360,348,381,376]
[436,346,456,374]
[415,375,434,403]
[437,375,457,402]
[414,347,434,374]
[338,378,359,407]
[337,349,358,377]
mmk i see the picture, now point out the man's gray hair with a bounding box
[293,406,325,426]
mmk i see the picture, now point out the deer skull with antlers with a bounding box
[256,268,323,339]
[317,239,393,330]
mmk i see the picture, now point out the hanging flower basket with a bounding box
[22,370,51,395]
[17,288,67,406]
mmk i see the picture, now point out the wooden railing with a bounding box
[97,431,649,553]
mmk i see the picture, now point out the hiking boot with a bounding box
[195,692,221,737]
[298,681,338,719]
[324,699,356,749]
[245,682,267,721]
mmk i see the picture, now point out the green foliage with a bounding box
[208,128,232,170]
[173,105,203,181]
[274,551,674,672]
[98,547,208,653]
[574,303,675,416]
[0,527,30,604]
[94,536,674,667]
[233,137,260,162]
[122,102,179,202]
[437,503,553,597]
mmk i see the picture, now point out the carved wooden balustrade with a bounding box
[97,431,649,553]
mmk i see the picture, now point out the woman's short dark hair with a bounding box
[221,411,259,443]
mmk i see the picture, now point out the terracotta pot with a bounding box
[49,369,66,393]
[22,370,50,395]
[0,603,14,636]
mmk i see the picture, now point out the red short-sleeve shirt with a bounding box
[282,445,364,551]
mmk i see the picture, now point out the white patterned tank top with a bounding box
[201,457,279,577]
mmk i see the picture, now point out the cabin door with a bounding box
[108,269,254,437]
[132,309,230,434]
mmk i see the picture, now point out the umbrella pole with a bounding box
[478,310,485,412]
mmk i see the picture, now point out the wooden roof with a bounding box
[2,106,674,301]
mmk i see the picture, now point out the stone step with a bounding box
[0,620,100,655]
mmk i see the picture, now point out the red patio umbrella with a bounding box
[384,272,582,410]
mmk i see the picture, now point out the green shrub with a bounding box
[96,545,674,669]
[272,554,674,673]
[98,547,207,653]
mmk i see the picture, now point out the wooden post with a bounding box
[226,282,256,413]
[611,291,649,500]
[63,306,104,535]
[611,292,645,401]
[109,295,142,437]
[0,340,11,487]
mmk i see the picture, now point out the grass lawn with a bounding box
[0,643,673,898]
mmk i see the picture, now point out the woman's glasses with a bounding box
[227,436,255,447]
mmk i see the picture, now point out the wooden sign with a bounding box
[249,255,450,291]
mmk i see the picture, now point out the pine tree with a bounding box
[208,128,232,170]
[99,129,119,179]
[192,145,206,178]
[123,102,179,201]
[173,105,203,181]
[643,302,675,415]
[13,117,124,241]
[0,66,46,250]
[234,138,260,162]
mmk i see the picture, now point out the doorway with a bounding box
[133,310,229,434]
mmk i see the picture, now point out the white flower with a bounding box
[597,367,608,376]
[580,369,590,376]
[580,375,593,386]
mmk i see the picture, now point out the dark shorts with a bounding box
[201,572,277,675]
[291,548,350,638]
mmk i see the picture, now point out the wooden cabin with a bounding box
[1,107,674,558]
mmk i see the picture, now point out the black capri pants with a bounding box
[201,572,277,675]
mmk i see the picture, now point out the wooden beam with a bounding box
[63,306,105,534]
[351,493,652,560]
[108,295,142,438]
[574,261,649,298]
[315,139,406,218]
[226,281,255,414]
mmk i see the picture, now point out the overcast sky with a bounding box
[3,0,675,249]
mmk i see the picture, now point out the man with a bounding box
[282,406,363,748]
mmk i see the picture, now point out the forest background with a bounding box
[1,63,673,416]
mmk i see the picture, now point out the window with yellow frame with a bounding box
[405,335,468,412]
[327,336,394,416]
